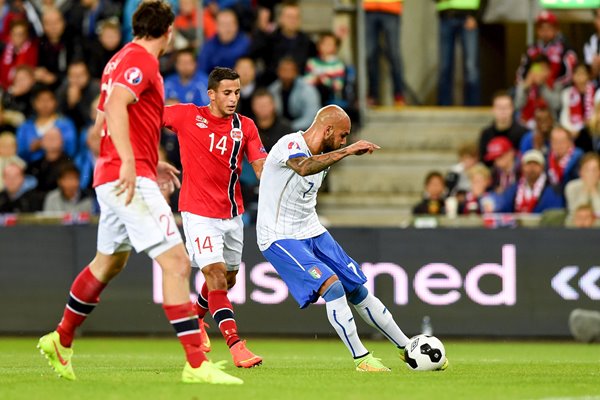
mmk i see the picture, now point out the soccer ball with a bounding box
[404,334,446,371]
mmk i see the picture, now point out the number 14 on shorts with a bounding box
[194,236,214,253]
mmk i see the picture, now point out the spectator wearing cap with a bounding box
[547,126,583,189]
[496,149,564,214]
[16,85,77,163]
[485,136,518,195]
[0,155,43,212]
[559,63,595,153]
[43,161,93,214]
[565,152,600,218]
[516,10,577,89]
[519,106,554,156]
[197,9,250,75]
[479,91,528,167]
[583,8,600,84]
[412,171,447,216]
[514,54,561,128]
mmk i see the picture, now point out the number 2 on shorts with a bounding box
[194,236,214,254]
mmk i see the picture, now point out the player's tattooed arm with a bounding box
[286,149,349,176]
[286,140,380,177]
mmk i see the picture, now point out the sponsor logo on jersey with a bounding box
[124,67,143,85]
[308,266,322,279]
[230,128,243,141]
[195,115,208,129]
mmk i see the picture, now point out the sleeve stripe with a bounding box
[289,153,308,159]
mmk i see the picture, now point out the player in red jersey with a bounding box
[37,2,242,385]
[163,67,267,368]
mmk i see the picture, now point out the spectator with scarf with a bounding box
[516,10,577,90]
[560,63,595,152]
[0,19,37,90]
[496,149,564,213]
[514,55,561,128]
[520,106,554,155]
[547,126,583,190]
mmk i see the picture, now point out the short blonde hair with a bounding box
[467,163,491,180]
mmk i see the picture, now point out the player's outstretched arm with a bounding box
[286,140,380,177]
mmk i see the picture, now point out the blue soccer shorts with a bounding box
[261,231,367,308]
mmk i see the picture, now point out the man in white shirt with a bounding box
[256,105,448,372]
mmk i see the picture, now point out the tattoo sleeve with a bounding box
[286,148,350,176]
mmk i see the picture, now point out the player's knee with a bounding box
[322,280,345,302]
[202,265,227,290]
[347,285,369,305]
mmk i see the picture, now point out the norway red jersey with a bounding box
[163,104,267,218]
[93,42,164,187]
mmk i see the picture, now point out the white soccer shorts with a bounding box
[181,212,243,271]
[95,177,182,259]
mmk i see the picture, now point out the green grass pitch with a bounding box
[1,337,599,400]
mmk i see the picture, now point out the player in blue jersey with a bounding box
[256,105,448,371]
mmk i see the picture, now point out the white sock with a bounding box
[353,293,409,348]
[326,295,369,358]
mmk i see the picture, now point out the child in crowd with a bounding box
[304,32,347,107]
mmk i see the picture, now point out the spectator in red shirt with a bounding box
[0,19,37,90]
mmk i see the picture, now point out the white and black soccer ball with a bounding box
[404,334,446,371]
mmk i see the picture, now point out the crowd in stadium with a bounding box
[0,0,599,228]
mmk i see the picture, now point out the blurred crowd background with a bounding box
[1,0,600,229]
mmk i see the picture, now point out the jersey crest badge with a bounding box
[195,115,208,129]
[124,67,143,85]
[288,141,301,151]
[308,266,322,279]
[230,128,243,141]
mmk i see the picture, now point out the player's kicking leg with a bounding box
[319,277,391,372]
[262,238,389,372]
[38,251,130,380]
[347,286,451,370]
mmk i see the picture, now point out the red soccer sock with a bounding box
[195,282,209,319]
[208,290,240,347]
[56,266,106,348]
[163,303,207,368]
